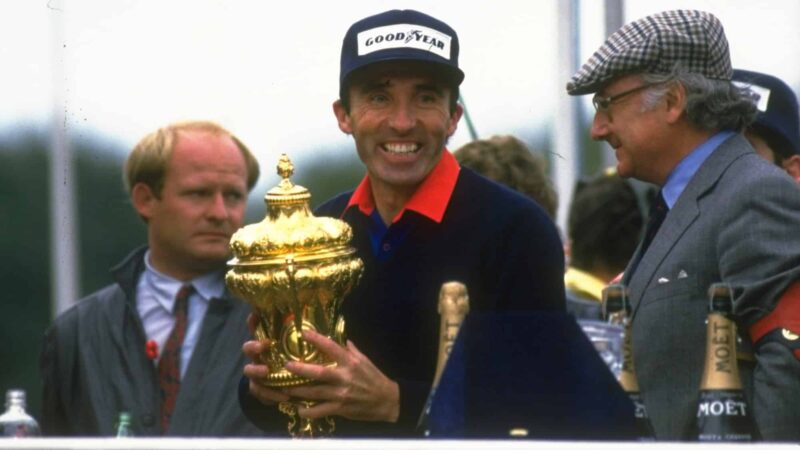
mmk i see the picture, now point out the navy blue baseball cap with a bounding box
[733,69,800,157]
[339,9,465,97]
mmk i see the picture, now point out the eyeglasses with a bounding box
[591,83,659,112]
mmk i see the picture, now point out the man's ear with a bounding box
[663,82,686,124]
[446,103,464,138]
[332,99,353,135]
[131,183,157,221]
[782,154,800,181]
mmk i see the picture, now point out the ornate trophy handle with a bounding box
[253,314,271,366]
[285,256,310,361]
[253,318,270,342]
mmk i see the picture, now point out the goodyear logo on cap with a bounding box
[357,23,451,60]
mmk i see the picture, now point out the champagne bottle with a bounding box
[694,282,758,441]
[0,389,41,437]
[602,283,654,440]
[417,281,470,434]
[114,411,135,438]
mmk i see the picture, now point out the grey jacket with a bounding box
[624,134,800,441]
[40,247,267,436]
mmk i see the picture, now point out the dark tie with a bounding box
[158,284,193,434]
[628,191,668,277]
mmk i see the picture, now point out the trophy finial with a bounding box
[277,154,294,180]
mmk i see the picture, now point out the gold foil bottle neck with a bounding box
[700,283,742,390]
[602,283,630,324]
[602,283,639,391]
[432,281,470,389]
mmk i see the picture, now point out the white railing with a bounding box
[0,439,797,450]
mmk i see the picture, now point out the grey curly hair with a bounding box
[640,63,758,132]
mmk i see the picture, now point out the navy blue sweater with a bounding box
[240,167,566,436]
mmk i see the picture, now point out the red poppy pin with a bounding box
[145,340,159,360]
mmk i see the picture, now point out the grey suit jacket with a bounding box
[40,248,268,436]
[623,134,800,441]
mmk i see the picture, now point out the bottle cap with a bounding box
[708,282,734,313]
[602,283,630,319]
[5,389,25,408]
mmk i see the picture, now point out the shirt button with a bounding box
[382,243,391,252]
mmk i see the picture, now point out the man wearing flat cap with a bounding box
[733,69,800,183]
[568,10,800,441]
[239,9,565,436]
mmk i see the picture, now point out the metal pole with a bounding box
[553,0,581,234]
[49,4,80,317]
[601,0,625,169]
[459,94,479,141]
[605,0,625,37]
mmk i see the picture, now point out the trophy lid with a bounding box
[228,154,356,266]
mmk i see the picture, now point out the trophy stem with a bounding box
[279,401,335,437]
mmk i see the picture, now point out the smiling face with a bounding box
[132,129,248,280]
[590,74,673,184]
[333,61,463,197]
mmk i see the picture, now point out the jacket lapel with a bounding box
[628,200,699,318]
[628,134,752,319]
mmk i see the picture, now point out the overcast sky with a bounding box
[2,0,798,191]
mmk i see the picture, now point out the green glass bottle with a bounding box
[0,389,40,437]
[114,411,135,438]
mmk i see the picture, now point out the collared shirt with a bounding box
[662,130,735,208]
[136,250,224,377]
[345,150,460,260]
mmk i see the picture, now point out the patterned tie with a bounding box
[628,191,668,277]
[158,284,193,434]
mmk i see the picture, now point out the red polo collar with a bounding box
[346,150,460,224]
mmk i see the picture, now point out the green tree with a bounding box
[0,128,145,420]
[0,130,52,421]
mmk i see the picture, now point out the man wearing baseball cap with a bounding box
[733,69,800,182]
[568,10,800,441]
[240,9,565,436]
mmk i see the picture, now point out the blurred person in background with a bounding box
[40,121,267,436]
[453,134,558,220]
[564,169,645,320]
[733,69,800,182]
[567,10,800,440]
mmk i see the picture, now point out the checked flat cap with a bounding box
[567,10,732,95]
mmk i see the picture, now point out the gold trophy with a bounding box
[226,154,364,437]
